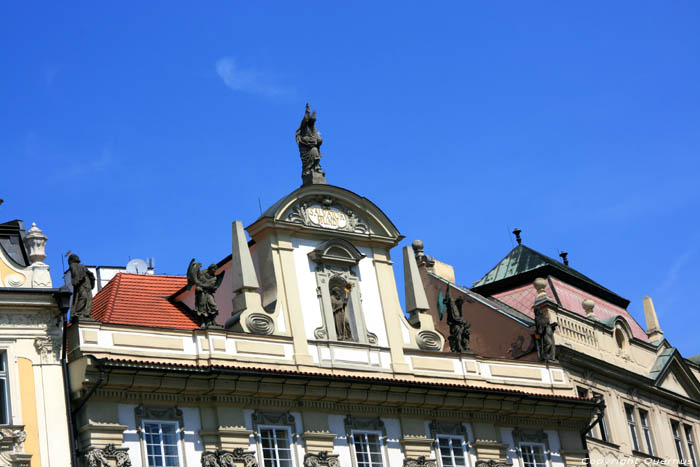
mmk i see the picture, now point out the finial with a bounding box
[559,251,569,266]
[512,228,522,245]
[412,239,425,258]
[582,298,595,316]
[24,222,48,264]
[533,277,548,299]
[296,104,327,186]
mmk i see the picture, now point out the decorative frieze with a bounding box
[474,461,508,467]
[285,197,369,234]
[303,451,340,467]
[201,448,257,467]
[34,335,60,363]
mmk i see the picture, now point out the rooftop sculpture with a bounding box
[186,259,224,328]
[296,104,327,185]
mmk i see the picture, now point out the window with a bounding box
[143,421,180,467]
[436,435,467,467]
[0,353,8,424]
[520,443,547,467]
[259,426,294,467]
[625,405,640,451]
[685,425,697,466]
[592,393,609,442]
[639,410,654,455]
[352,431,383,467]
[672,420,686,462]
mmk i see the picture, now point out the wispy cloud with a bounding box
[44,65,60,86]
[656,247,696,295]
[215,57,289,97]
[48,146,115,182]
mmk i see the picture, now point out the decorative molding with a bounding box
[429,420,467,437]
[0,427,26,453]
[251,411,295,430]
[416,331,442,351]
[367,332,378,345]
[135,405,183,421]
[303,451,340,467]
[285,197,370,234]
[245,313,274,335]
[0,311,53,327]
[512,428,546,444]
[404,457,437,467]
[83,444,131,467]
[344,415,384,435]
[314,326,328,340]
[201,448,258,467]
[34,335,60,363]
[474,461,508,467]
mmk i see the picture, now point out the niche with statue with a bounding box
[309,238,377,344]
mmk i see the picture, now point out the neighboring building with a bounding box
[0,219,72,466]
[418,236,700,465]
[66,159,598,465]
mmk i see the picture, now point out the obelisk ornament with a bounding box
[186,259,224,328]
[296,104,327,185]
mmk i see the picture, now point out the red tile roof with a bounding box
[92,273,199,330]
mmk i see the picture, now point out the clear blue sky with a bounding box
[2,2,699,356]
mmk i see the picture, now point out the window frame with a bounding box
[0,352,10,425]
[257,424,296,467]
[671,419,686,463]
[518,442,549,467]
[436,434,470,467]
[350,429,385,467]
[140,419,183,467]
[624,404,641,452]
[685,424,697,467]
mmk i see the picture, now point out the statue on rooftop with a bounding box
[187,259,224,328]
[442,285,471,353]
[296,104,327,185]
[534,306,558,362]
[68,254,95,321]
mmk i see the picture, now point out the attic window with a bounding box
[615,327,627,351]
[308,238,365,266]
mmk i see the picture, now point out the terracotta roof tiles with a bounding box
[91,273,199,330]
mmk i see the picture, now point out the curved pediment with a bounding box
[250,184,402,244]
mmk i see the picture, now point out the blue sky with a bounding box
[2,2,699,356]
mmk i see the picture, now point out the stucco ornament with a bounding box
[404,457,437,467]
[296,104,327,185]
[201,448,258,467]
[24,222,47,264]
[187,259,224,328]
[475,461,508,467]
[34,335,60,363]
[83,444,131,467]
[69,254,95,321]
[304,451,340,467]
[442,284,471,353]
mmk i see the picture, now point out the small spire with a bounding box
[512,228,522,245]
[559,251,569,266]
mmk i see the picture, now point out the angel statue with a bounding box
[296,104,327,185]
[186,259,224,328]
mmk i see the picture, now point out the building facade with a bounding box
[417,238,700,465]
[0,219,72,466]
[66,178,597,467]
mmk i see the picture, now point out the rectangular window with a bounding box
[259,427,294,467]
[437,435,467,467]
[592,392,609,442]
[143,421,180,467]
[672,420,686,463]
[638,409,654,456]
[352,431,383,467]
[625,405,640,451]
[0,353,8,425]
[685,425,697,467]
[520,443,547,467]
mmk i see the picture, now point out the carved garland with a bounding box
[201,448,258,467]
[474,461,508,467]
[404,457,437,467]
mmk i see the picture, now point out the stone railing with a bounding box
[557,314,597,348]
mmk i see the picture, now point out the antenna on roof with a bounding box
[126,258,149,274]
[559,251,569,266]
[512,228,522,245]
[258,197,263,216]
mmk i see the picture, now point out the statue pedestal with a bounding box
[302,171,327,186]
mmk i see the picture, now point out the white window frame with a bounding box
[436,434,469,467]
[518,442,548,467]
[140,419,183,467]
[625,404,641,452]
[638,409,655,456]
[672,419,687,463]
[685,424,697,467]
[351,429,385,467]
[0,352,10,425]
[257,424,296,467]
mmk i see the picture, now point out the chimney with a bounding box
[643,296,664,342]
[559,251,569,266]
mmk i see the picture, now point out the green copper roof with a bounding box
[472,244,630,308]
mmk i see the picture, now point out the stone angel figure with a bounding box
[442,284,471,353]
[186,259,224,328]
[296,104,327,185]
